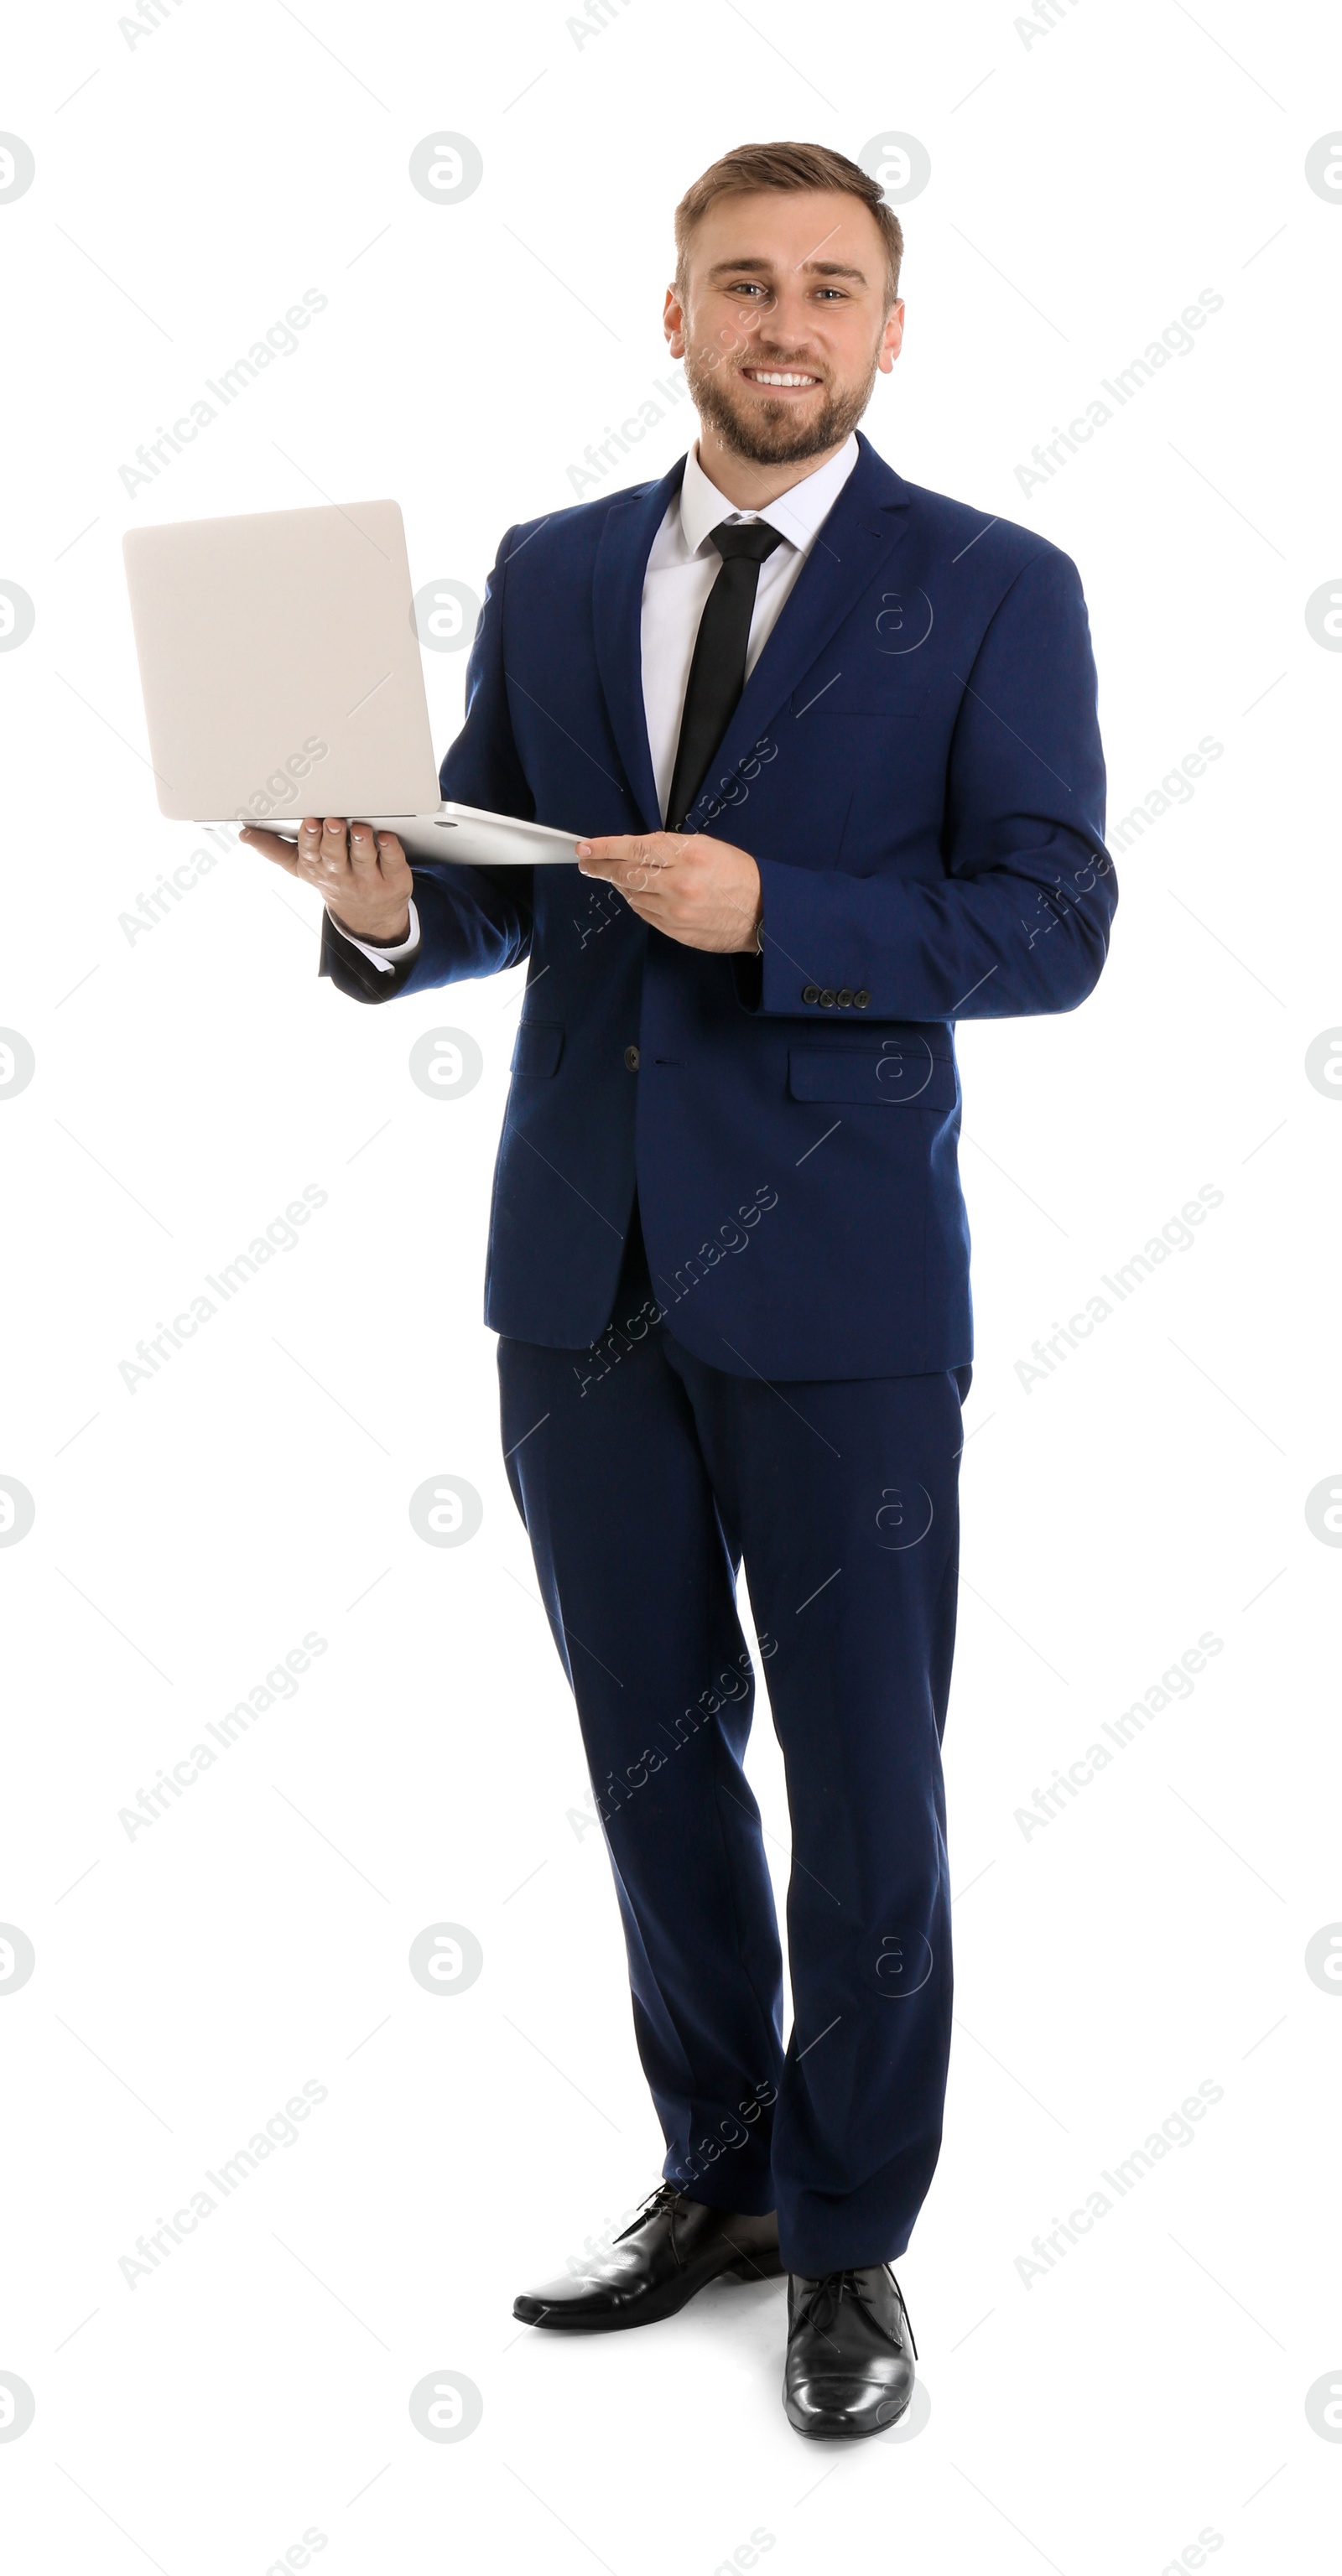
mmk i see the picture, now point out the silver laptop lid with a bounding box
[122,498,441,824]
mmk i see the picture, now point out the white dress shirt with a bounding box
[337,434,860,970]
[639,431,858,820]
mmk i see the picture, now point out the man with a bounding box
[243,139,1116,2440]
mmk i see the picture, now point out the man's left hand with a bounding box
[577,832,762,953]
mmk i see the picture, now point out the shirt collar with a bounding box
[678,432,860,558]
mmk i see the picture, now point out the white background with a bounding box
[2,3,1339,2570]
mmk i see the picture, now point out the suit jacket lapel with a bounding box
[688,434,916,827]
[591,454,686,832]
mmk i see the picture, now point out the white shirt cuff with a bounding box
[330,899,420,973]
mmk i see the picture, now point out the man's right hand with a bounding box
[239,815,414,943]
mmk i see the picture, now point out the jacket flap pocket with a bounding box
[788,1043,957,1109]
[510,1021,564,1078]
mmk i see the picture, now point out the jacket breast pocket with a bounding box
[510,1021,564,1077]
[791,669,929,723]
[788,1042,957,1112]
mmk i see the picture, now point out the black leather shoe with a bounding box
[513,2183,783,2331]
[783,2263,918,2438]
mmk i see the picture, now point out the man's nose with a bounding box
[749,305,819,350]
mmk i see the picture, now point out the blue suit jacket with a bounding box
[321,433,1116,1377]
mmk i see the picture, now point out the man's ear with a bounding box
[663,282,686,357]
[877,300,906,376]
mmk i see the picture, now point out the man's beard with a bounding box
[684,341,878,466]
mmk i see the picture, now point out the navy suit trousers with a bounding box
[497,1204,970,2273]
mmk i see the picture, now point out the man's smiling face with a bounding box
[665,186,904,470]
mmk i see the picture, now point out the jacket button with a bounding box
[819,989,836,1008]
[624,1044,640,1071]
[837,987,853,1008]
[803,984,819,1004]
[854,989,871,1010]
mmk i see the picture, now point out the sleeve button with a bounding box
[854,989,871,1010]
[802,984,819,1004]
[819,989,836,1008]
[837,987,853,1007]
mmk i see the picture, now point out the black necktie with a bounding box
[664,520,785,831]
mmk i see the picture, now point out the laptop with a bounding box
[122,498,583,865]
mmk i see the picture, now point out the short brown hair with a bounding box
[674,141,903,309]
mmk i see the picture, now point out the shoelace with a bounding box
[612,2182,682,2242]
[795,2264,918,2359]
